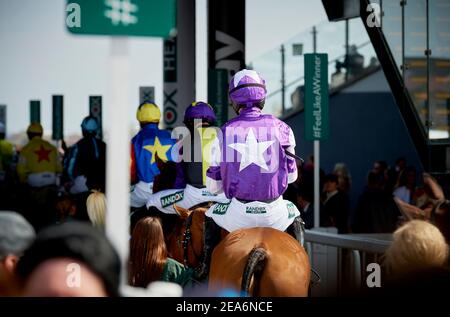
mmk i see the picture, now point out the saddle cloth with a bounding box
[146,184,229,214]
[206,196,300,233]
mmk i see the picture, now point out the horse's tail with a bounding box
[241,247,267,296]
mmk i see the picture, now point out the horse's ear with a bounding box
[393,197,427,220]
[173,204,191,219]
[423,173,445,201]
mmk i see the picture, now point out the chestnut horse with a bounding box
[169,205,311,296]
[209,227,310,296]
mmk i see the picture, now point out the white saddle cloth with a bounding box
[146,184,229,214]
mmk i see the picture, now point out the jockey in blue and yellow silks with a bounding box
[130,102,177,208]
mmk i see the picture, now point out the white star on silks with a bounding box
[233,69,262,87]
[228,128,275,172]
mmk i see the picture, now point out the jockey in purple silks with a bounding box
[195,69,305,280]
[146,102,229,214]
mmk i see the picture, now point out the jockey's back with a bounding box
[207,106,297,201]
[17,136,62,186]
[131,123,176,184]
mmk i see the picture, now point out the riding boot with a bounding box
[286,216,306,246]
[194,216,221,281]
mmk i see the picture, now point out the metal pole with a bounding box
[401,0,405,80]
[106,37,130,286]
[312,26,320,229]
[281,44,286,114]
[425,0,431,140]
[345,19,349,81]
[314,141,320,228]
[312,26,317,54]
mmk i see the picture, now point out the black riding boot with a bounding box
[286,216,306,246]
[194,216,221,281]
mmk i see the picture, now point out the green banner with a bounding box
[304,53,329,141]
[30,100,41,124]
[0,105,6,134]
[52,95,64,140]
[89,96,103,139]
[66,0,176,38]
[208,68,229,127]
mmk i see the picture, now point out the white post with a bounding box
[314,140,320,228]
[106,37,130,285]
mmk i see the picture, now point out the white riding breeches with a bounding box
[130,181,153,208]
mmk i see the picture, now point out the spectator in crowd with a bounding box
[393,166,418,204]
[371,160,388,190]
[283,160,303,209]
[333,162,351,195]
[86,190,106,230]
[297,188,315,229]
[17,221,121,296]
[0,123,17,210]
[321,174,350,233]
[0,212,35,296]
[352,172,401,233]
[54,194,77,224]
[385,156,407,192]
[383,220,448,277]
[129,217,193,288]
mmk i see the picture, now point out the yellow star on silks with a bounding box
[143,136,172,164]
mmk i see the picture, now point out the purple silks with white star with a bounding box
[206,107,297,201]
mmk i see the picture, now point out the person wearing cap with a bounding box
[0,122,17,209]
[17,123,62,187]
[195,69,305,280]
[145,102,229,215]
[63,116,106,195]
[0,211,36,296]
[16,221,120,297]
[17,123,62,229]
[130,102,177,208]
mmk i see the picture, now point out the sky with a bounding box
[0,0,327,140]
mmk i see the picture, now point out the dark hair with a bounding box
[234,100,265,114]
[367,171,379,186]
[16,221,121,296]
[26,132,42,140]
[397,166,416,187]
[324,173,338,184]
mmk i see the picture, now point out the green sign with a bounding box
[0,105,6,134]
[30,100,41,124]
[304,53,329,141]
[52,95,64,140]
[66,0,176,38]
[208,68,229,127]
[89,96,103,139]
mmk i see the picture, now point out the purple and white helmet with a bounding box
[229,69,267,111]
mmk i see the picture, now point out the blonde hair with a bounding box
[384,220,448,275]
[86,190,107,229]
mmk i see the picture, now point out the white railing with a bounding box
[304,229,392,296]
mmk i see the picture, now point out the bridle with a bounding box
[177,202,210,267]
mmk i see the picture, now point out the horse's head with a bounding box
[167,204,208,268]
